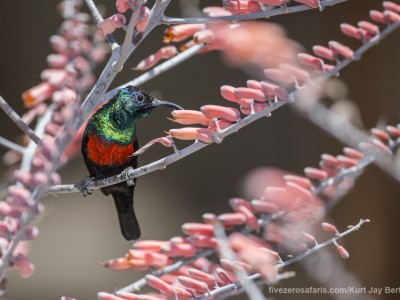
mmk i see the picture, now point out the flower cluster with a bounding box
[0,0,107,283]
[95,117,400,299]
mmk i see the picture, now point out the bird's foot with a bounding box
[79,176,94,197]
[121,167,135,187]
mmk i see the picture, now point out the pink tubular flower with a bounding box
[136,6,150,32]
[293,0,320,8]
[202,6,232,17]
[22,82,54,108]
[212,22,301,69]
[12,253,35,278]
[223,0,261,14]
[168,128,215,144]
[170,110,213,126]
[200,105,241,122]
[116,0,131,13]
[98,14,126,35]
[134,46,178,70]
[163,24,206,43]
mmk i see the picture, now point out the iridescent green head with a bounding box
[109,86,182,126]
[91,86,182,143]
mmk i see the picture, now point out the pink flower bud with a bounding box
[0,202,21,218]
[235,205,259,230]
[12,253,35,278]
[115,292,139,300]
[293,0,320,8]
[234,87,267,102]
[168,128,214,144]
[328,41,354,60]
[337,245,350,259]
[386,125,400,137]
[283,175,312,189]
[128,250,170,268]
[8,185,33,207]
[223,0,261,14]
[279,64,311,84]
[246,80,263,90]
[371,128,390,142]
[384,10,400,22]
[189,235,218,248]
[182,223,214,236]
[102,258,133,270]
[218,213,246,225]
[321,153,340,167]
[202,6,232,17]
[98,292,125,300]
[41,69,69,87]
[220,85,250,106]
[116,0,131,13]
[202,213,217,224]
[23,226,39,240]
[304,167,328,181]
[133,240,169,252]
[50,35,67,53]
[13,169,33,186]
[201,105,240,122]
[136,6,150,32]
[383,1,400,13]
[164,24,206,43]
[343,147,364,159]
[52,88,78,105]
[188,268,216,284]
[260,81,288,100]
[264,68,292,85]
[286,181,312,199]
[22,82,54,108]
[252,0,285,5]
[216,268,235,284]
[135,46,178,70]
[98,14,126,35]
[340,23,363,40]
[313,45,335,61]
[240,103,268,115]
[321,222,338,233]
[193,30,215,44]
[369,10,386,23]
[220,259,252,273]
[178,276,208,293]
[337,155,359,167]
[145,275,192,299]
[251,200,277,214]
[47,54,68,68]
[161,243,197,257]
[297,53,324,70]
[302,232,317,245]
[170,110,213,126]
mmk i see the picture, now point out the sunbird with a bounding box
[81,86,182,240]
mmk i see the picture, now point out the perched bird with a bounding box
[81,86,182,240]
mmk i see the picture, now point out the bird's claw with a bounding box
[121,167,135,186]
[79,176,94,197]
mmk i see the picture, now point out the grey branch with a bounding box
[0,96,41,145]
[164,0,348,24]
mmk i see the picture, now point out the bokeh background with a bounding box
[1,0,400,299]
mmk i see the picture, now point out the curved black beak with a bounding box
[151,99,183,110]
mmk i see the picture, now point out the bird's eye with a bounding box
[137,95,144,102]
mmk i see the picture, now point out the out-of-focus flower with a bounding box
[98,14,126,35]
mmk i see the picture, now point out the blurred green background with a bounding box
[1,0,400,299]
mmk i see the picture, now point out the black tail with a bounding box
[110,187,141,240]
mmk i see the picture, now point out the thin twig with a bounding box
[104,43,205,100]
[163,0,348,24]
[0,136,25,154]
[0,96,41,145]
[113,0,145,72]
[84,0,118,47]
